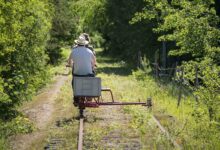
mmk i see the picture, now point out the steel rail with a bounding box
[78,118,84,150]
[152,115,182,149]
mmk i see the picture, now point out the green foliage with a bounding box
[0,137,7,150]
[132,57,152,80]
[70,0,105,33]
[133,0,220,61]
[131,69,220,148]
[46,0,106,64]
[0,0,52,118]
[70,0,160,64]
[68,0,106,49]
[133,0,220,122]
[98,0,160,64]
[157,1,219,60]
[0,115,34,149]
[47,0,78,65]
[124,106,151,135]
[90,32,105,48]
[182,59,220,121]
[0,116,34,137]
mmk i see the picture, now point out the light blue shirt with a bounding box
[70,46,94,75]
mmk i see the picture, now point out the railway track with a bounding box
[74,77,181,149]
[76,111,182,150]
[78,118,84,150]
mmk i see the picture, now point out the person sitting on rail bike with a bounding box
[67,35,96,106]
[70,33,96,73]
[81,33,97,74]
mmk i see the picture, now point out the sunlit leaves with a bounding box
[0,0,52,116]
[132,0,220,123]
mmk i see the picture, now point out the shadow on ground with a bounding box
[96,66,132,76]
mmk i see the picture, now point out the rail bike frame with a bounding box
[75,87,152,117]
[73,77,152,117]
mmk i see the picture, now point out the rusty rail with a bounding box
[152,115,182,149]
[78,118,84,150]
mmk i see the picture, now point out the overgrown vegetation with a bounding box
[131,69,220,149]
[0,0,75,145]
[0,0,219,149]
[130,0,220,148]
[0,0,52,119]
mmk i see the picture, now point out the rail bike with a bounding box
[73,77,152,117]
[72,77,154,150]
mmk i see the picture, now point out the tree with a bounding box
[93,0,161,65]
[46,0,78,65]
[134,0,220,121]
[0,0,52,119]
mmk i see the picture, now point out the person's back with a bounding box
[68,35,96,106]
[72,46,94,75]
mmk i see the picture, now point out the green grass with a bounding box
[95,48,220,149]
[90,49,175,149]
[0,137,7,150]
[130,70,220,149]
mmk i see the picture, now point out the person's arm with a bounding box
[67,51,74,67]
[91,54,96,69]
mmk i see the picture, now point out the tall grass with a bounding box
[96,48,220,149]
[131,69,220,149]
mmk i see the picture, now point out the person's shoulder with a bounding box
[85,47,94,54]
[72,46,81,54]
[86,45,94,51]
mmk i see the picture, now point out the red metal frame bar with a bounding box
[80,101,150,108]
[101,88,114,102]
[76,88,152,109]
[98,102,147,105]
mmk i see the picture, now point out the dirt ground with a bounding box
[9,75,69,150]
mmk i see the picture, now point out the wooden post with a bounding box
[162,41,167,73]
[155,63,159,78]
[195,65,199,87]
[174,62,178,80]
[195,65,199,102]
[169,63,176,78]
[147,97,152,107]
[137,51,141,69]
[177,67,183,107]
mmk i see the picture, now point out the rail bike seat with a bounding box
[73,77,115,102]
[74,77,101,97]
